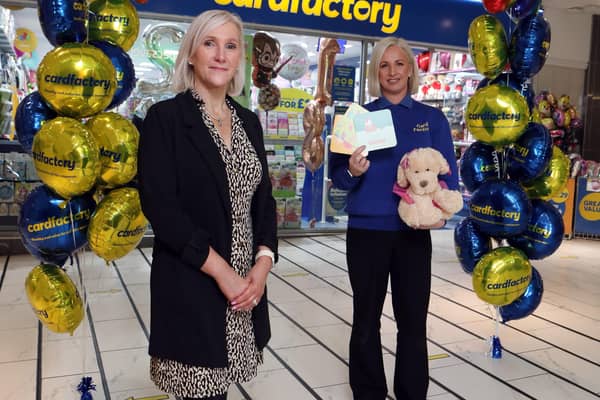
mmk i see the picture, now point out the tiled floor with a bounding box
[0,230,599,400]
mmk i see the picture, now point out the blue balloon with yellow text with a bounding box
[14,92,57,154]
[469,179,531,238]
[509,12,551,81]
[90,40,136,110]
[507,199,563,259]
[507,123,553,182]
[37,0,88,46]
[499,266,543,322]
[19,186,96,262]
[459,141,502,193]
[454,217,493,274]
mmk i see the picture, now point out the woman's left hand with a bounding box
[230,258,271,311]
[417,219,446,230]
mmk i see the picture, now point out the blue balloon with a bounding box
[21,236,69,266]
[14,92,57,154]
[37,0,88,46]
[509,13,551,81]
[507,123,553,182]
[469,179,531,238]
[499,266,543,322]
[459,141,502,193]
[506,0,541,22]
[19,186,96,261]
[507,199,564,259]
[90,41,136,110]
[454,217,492,274]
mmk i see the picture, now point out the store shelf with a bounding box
[0,140,25,153]
[0,26,15,57]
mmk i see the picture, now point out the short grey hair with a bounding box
[367,36,419,98]
[172,10,246,96]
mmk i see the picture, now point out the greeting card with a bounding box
[330,105,396,155]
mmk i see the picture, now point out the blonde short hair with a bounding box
[172,10,246,96]
[367,36,419,98]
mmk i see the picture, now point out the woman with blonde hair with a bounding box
[138,9,277,400]
[330,36,458,399]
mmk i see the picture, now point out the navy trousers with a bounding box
[346,228,432,400]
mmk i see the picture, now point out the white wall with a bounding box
[542,7,592,70]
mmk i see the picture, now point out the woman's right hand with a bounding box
[201,247,249,305]
[348,145,370,177]
[215,268,250,306]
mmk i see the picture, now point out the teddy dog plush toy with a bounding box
[393,147,463,228]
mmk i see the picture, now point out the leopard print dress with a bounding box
[150,93,263,398]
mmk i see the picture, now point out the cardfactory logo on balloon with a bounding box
[485,274,530,291]
[42,73,113,93]
[214,0,402,34]
[89,13,131,26]
[117,225,147,238]
[470,204,521,222]
[32,150,76,171]
[26,209,92,234]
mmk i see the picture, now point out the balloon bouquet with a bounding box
[455,0,568,358]
[533,91,583,153]
[301,38,340,226]
[13,0,148,340]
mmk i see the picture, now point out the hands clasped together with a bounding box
[217,257,271,312]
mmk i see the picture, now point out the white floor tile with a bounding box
[0,360,36,400]
[94,318,148,352]
[0,327,37,362]
[241,368,316,400]
[42,336,98,378]
[101,347,153,393]
[275,344,348,387]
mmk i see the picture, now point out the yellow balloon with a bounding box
[25,264,84,334]
[468,15,508,80]
[472,246,532,306]
[32,117,101,199]
[522,146,570,200]
[466,84,530,147]
[88,187,148,262]
[88,0,140,52]
[37,43,117,118]
[86,112,139,188]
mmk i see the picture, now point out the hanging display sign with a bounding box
[331,65,356,103]
[134,0,492,47]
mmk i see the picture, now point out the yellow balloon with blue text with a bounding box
[88,0,140,51]
[88,187,148,262]
[86,112,139,188]
[25,263,84,335]
[32,117,101,199]
[468,14,508,80]
[37,43,116,118]
[466,84,530,147]
[522,146,570,200]
[472,246,532,306]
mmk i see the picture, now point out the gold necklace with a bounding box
[205,104,228,128]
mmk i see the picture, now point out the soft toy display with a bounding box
[393,147,463,228]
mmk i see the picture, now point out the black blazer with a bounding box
[137,90,277,367]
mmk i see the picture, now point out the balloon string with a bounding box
[495,305,500,336]
[68,201,87,311]
[501,147,509,180]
